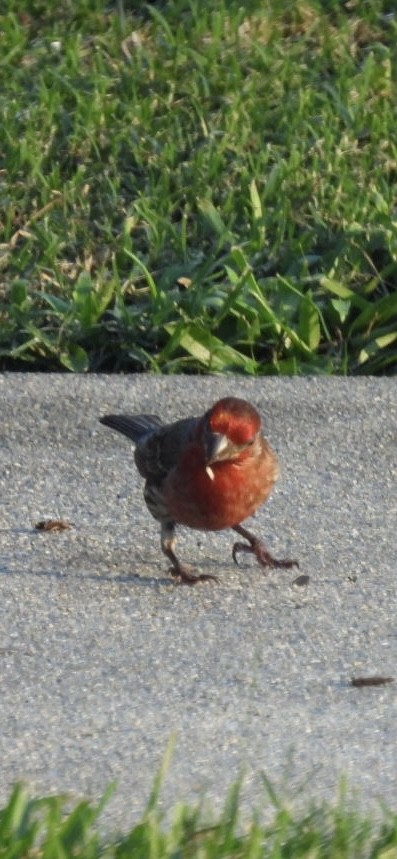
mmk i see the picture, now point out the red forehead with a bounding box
[207,397,261,444]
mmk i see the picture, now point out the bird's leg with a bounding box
[161,522,218,585]
[232,523,299,570]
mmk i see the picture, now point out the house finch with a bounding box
[99,396,298,585]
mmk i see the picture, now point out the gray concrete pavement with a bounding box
[1,374,396,830]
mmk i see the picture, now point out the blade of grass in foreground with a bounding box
[1,776,397,859]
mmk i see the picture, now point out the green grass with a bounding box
[1,0,397,374]
[1,779,397,859]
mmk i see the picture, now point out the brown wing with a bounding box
[134,416,198,482]
[100,412,199,483]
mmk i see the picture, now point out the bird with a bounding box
[99,396,298,585]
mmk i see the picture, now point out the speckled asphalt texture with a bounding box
[1,374,396,830]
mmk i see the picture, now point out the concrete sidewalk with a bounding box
[1,374,396,830]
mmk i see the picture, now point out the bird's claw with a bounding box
[232,539,299,570]
[170,564,218,585]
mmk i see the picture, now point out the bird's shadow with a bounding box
[2,526,241,588]
[1,564,177,588]
[1,559,225,589]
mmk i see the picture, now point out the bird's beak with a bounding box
[204,431,230,465]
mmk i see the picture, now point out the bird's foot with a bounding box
[170,563,218,586]
[162,525,218,584]
[232,524,299,570]
[232,540,298,569]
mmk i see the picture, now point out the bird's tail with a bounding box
[99,413,163,443]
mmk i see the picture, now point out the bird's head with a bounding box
[200,397,262,478]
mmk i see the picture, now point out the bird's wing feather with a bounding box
[100,413,199,483]
[99,414,163,442]
[135,416,199,481]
